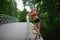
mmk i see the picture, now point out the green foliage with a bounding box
[19,9,28,22]
[0,0,60,40]
[30,17,34,23]
[0,0,17,16]
[22,0,60,40]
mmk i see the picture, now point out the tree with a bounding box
[0,0,17,16]
[19,9,28,22]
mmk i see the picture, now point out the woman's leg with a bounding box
[34,23,40,35]
[34,23,38,34]
[36,22,40,35]
[36,22,41,39]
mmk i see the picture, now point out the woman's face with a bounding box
[30,6,35,11]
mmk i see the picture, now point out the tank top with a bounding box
[31,12,37,17]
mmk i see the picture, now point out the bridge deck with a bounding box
[0,22,44,40]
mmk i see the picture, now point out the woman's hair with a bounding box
[30,5,35,10]
[30,5,36,14]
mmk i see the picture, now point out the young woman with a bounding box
[28,6,40,38]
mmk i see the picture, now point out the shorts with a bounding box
[34,18,40,23]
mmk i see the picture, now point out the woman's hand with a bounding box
[27,12,31,16]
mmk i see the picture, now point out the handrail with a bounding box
[26,15,37,40]
[26,15,44,40]
[0,14,19,24]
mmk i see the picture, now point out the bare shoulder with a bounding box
[33,10,36,13]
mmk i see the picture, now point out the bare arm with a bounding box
[27,12,31,17]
